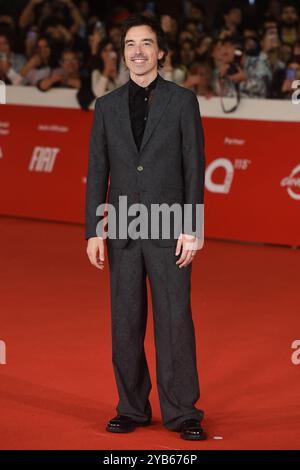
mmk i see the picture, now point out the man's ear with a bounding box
[158,50,164,61]
[122,55,129,70]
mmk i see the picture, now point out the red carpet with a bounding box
[0,216,299,450]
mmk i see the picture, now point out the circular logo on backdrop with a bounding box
[281,164,300,200]
[205,158,234,194]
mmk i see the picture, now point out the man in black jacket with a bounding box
[85,14,206,441]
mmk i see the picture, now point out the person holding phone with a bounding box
[281,61,300,98]
[91,38,123,97]
[20,34,57,86]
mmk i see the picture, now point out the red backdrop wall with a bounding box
[0,103,299,246]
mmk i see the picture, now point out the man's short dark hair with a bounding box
[120,14,168,68]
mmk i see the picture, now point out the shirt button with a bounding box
[137,165,144,171]
[145,87,149,91]
[144,116,147,120]
[144,97,148,101]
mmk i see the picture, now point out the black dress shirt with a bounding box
[128,73,159,152]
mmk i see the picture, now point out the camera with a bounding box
[226,48,243,76]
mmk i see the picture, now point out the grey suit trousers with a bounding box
[106,237,204,431]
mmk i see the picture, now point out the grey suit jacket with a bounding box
[85,73,205,248]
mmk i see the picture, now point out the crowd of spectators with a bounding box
[0,0,300,108]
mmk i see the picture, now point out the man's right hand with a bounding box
[86,237,105,270]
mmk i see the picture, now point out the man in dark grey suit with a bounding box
[85,14,206,441]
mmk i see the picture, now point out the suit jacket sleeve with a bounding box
[180,91,206,238]
[85,98,110,240]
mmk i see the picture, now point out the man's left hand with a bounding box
[175,233,203,268]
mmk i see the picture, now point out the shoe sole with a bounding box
[180,432,208,441]
[106,421,151,433]
[106,425,135,433]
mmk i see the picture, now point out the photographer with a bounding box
[212,37,246,98]
[213,37,271,99]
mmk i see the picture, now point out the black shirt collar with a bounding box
[129,73,159,96]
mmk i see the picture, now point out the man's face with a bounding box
[61,52,79,74]
[123,25,163,76]
[281,6,298,25]
[262,29,279,51]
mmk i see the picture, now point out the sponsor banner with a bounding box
[204,117,299,246]
[0,104,92,222]
[0,104,299,246]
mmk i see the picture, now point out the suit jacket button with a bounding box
[137,165,144,171]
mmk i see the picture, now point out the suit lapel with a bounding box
[117,74,173,162]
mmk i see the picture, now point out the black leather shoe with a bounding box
[180,419,207,440]
[106,414,152,433]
